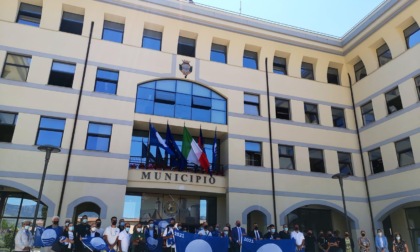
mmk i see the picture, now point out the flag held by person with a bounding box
[174,230,228,252]
[241,237,295,252]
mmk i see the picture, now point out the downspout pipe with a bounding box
[348,74,376,236]
[265,58,278,227]
[57,22,95,217]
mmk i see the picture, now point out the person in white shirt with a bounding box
[104,216,120,250]
[118,223,131,252]
[198,225,212,236]
[95,218,104,237]
[15,220,33,252]
[162,224,176,252]
[290,224,305,251]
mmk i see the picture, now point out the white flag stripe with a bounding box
[155,131,169,148]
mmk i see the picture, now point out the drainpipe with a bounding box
[348,74,375,235]
[57,22,95,217]
[265,58,278,227]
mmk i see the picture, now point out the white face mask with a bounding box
[378,232,383,236]
[396,236,400,240]
[91,227,97,232]
[224,231,229,235]
[137,228,142,233]
[24,225,30,230]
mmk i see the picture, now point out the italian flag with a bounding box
[182,126,210,171]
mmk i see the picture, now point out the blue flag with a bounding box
[146,237,163,252]
[211,130,218,174]
[165,124,187,170]
[241,237,296,252]
[174,230,228,252]
[33,226,45,247]
[149,123,174,156]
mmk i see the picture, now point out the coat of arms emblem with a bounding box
[179,60,193,78]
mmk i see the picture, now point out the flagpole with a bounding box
[146,122,151,169]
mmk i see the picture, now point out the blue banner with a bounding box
[33,226,45,247]
[242,237,296,252]
[174,230,228,252]
[146,236,163,252]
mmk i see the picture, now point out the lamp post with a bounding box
[32,145,61,233]
[332,172,351,237]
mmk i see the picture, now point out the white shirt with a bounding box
[291,231,305,246]
[104,226,120,245]
[163,227,176,248]
[96,228,104,237]
[198,229,212,236]
[118,230,131,252]
[14,229,33,251]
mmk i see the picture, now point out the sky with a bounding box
[192,0,386,37]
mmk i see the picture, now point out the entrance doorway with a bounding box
[73,202,100,224]
[247,210,267,235]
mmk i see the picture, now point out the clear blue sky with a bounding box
[193,0,385,37]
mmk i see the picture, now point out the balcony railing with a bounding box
[128,156,225,176]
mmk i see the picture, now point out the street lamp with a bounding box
[332,172,351,237]
[32,145,61,233]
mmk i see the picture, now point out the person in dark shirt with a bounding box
[304,229,316,252]
[75,215,90,251]
[263,224,279,240]
[318,231,329,252]
[278,224,291,239]
[327,231,341,252]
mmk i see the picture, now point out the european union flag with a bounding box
[165,124,187,170]
[241,237,296,252]
[174,230,228,252]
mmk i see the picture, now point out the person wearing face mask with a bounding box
[104,216,120,251]
[327,231,340,252]
[95,218,104,237]
[248,223,262,240]
[305,229,316,252]
[318,231,329,252]
[358,230,371,252]
[212,224,221,237]
[343,232,354,252]
[375,229,389,252]
[119,218,126,232]
[263,224,280,240]
[221,227,233,251]
[60,222,74,252]
[88,223,101,238]
[15,220,33,251]
[162,224,176,252]
[231,220,246,252]
[131,223,147,252]
[145,219,159,240]
[43,216,63,252]
[63,219,71,232]
[392,232,409,252]
[198,225,213,236]
[279,224,291,239]
[291,224,305,251]
[118,223,131,252]
[75,215,90,251]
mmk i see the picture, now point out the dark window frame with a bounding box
[243,50,258,69]
[245,141,262,166]
[210,43,227,64]
[385,87,403,114]
[35,116,65,147]
[102,20,125,43]
[59,11,84,35]
[177,36,196,57]
[361,101,375,126]
[275,98,290,120]
[16,3,42,27]
[0,111,18,143]
[369,148,384,174]
[404,22,420,49]
[338,152,353,175]
[327,67,339,85]
[377,43,392,67]
[279,144,295,170]
[85,122,112,152]
[94,68,119,94]
[301,62,314,80]
[331,107,346,128]
[273,56,287,75]
[48,61,76,88]
[244,93,260,116]
[142,29,162,51]
[309,148,325,173]
[304,103,319,124]
[415,75,420,100]
[395,138,414,167]
[354,60,367,81]
[1,53,32,82]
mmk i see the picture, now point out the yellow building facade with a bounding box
[0,0,419,251]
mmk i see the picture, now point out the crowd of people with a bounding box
[14,216,411,252]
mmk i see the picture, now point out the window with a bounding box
[415,75,420,100]
[377,43,392,66]
[304,103,318,124]
[327,67,339,84]
[395,138,414,167]
[36,117,65,147]
[0,112,17,142]
[86,123,112,151]
[309,148,325,173]
[275,98,290,120]
[338,152,353,175]
[48,61,76,88]
[354,60,367,81]
[404,22,420,49]
[243,50,258,69]
[361,101,375,126]
[60,12,83,35]
[1,54,31,81]
[279,145,294,169]
[102,20,124,43]
[142,29,162,51]
[273,56,287,75]
[95,69,118,94]
[136,80,227,124]
[369,148,384,174]
[331,107,346,128]
[244,93,259,116]
[177,36,196,57]
[385,87,403,114]
[210,43,227,64]
[16,3,42,27]
[301,62,314,80]
[245,141,261,166]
